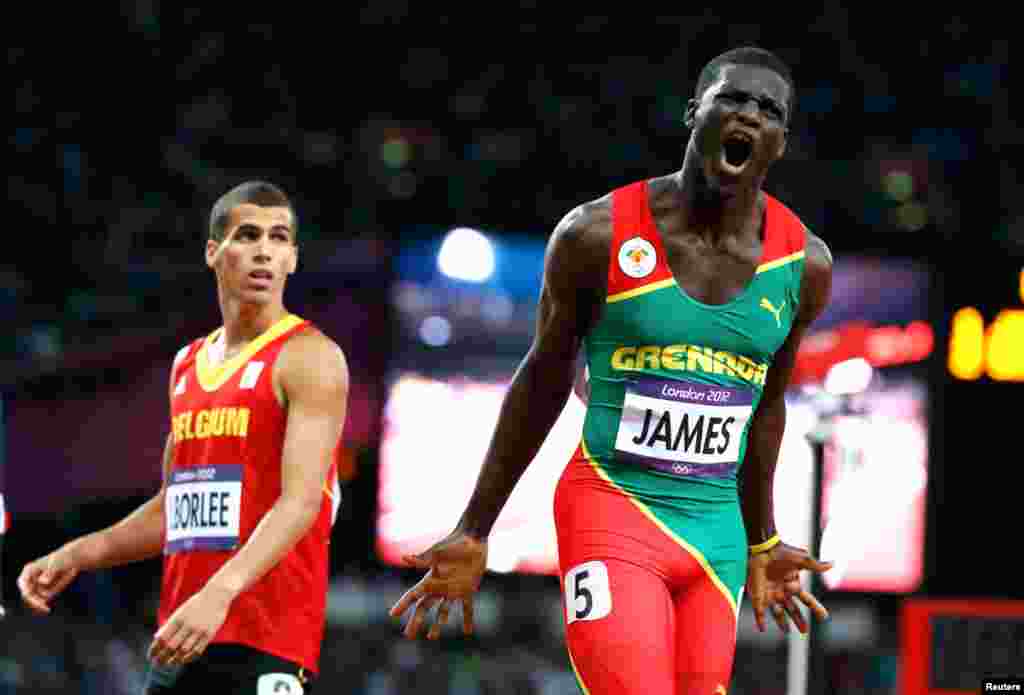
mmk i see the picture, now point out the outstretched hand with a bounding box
[746,541,832,633]
[388,531,488,640]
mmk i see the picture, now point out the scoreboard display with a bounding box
[900,599,1024,694]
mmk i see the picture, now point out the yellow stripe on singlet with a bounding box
[605,278,676,304]
[606,249,804,303]
[579,439,740,618]
[566,646,593,695]
[195,314,305,392]
[755,250,805,274]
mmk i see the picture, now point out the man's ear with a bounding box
[775,128,788,159]
[684,98,699,129]
[206,239,221,269]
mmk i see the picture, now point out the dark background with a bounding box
[2,5,1020,694]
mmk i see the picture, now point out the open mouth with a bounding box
[248,270,273,282]
[722,134,753,168]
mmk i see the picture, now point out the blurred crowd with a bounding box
[7,7,1016,385]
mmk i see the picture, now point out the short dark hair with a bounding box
[208,181,297,243]
[694,46,796,113]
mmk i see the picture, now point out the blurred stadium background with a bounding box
[3,5,1022,694]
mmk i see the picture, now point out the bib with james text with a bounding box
[614,378,753,479]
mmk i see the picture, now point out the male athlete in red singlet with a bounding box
[391,47,833,694]
[18,181,348,694]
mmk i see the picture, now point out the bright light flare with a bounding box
[437,227,495,282]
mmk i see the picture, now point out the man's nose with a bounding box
[253,238,271,260]
[736,99,761,126]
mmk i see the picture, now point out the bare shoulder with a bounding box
[552,194,611,250]
[805,231,833,271]
[545,193,613,294]
[798,231,833,324]
[276,325,349,394]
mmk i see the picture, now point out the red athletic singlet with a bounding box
[159,314,340,674]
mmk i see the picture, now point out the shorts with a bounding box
[554,447,745,695]
[142,643,314,695]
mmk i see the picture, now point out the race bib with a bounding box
[165,465,242,554]
[614,377,753,479]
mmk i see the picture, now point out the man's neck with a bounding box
[217,294,289,355]
[671,143,764,245]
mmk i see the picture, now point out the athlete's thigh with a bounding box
[141,659,224,694]
[142,645,313,695]
[210,645,312,695]
[561,557,676,695]
[672,575,738,695]
[222,671,313,695]
[140,660,185,694]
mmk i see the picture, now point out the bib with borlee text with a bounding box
[165,464,242,554]
[614,378,753,479]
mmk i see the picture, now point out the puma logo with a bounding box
[759,297,785,327]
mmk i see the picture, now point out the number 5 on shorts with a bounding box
[564,561,612,624]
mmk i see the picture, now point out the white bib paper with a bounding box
[614,378,754,479]
[165,464,243,554]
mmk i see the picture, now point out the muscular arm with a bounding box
[457,207,604,540]
[739,233,833,546]
[205,330,348,599]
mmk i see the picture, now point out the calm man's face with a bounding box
[206,204,297,304]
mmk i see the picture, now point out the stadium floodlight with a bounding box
[438,227,495,282]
